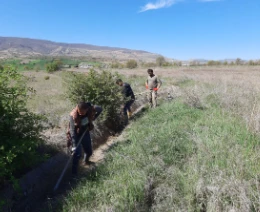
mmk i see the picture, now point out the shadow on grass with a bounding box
[31,105,149,212]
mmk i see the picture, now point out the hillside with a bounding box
[0,37,160,62]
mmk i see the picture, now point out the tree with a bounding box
[126,60,137,69]
[156,56,166,67]
[235,58,242,65]
[248,60,255,66]
[207,60,216,66]
[0,66,43,185]
[64,70,124,130]
[46,61,60,73]
[223,61,228,65]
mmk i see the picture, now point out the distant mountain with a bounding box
[0,37,160,62]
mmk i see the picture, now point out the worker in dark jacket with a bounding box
[116,79,135,118]
[69,102,102,175]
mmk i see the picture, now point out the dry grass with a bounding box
[21,66,260,211]
[24,66,260,144]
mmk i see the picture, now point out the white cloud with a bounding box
[139,0,177,13]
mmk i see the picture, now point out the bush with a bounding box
[24,65,30,71]
[223,61,228,65]
[156,56,166,67]
[141,62,157,68]
[46,62,60,73]
[207,60,221,66]
[248,60,255,66]
[0,66,44,186]
[126,60,137,69]
[235,58,242,65]
[64,69,124,130]
[111,62,124,69]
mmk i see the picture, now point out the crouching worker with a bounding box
[68,102,102,175]
[116,79,135,119]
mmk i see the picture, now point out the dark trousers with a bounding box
[123,99,135,115]
[72,131,92,174]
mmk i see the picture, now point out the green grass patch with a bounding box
[174,78,196,88]
[56,100,259,211]
[0,58,103,72]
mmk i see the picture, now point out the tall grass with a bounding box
[57,95,259,211]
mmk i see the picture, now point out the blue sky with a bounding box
[0,0,259,60]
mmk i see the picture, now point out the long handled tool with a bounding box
[53,129,88,192]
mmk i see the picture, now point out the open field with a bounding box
[40,66,260,212]
[4,65,259,211]
[22,65,260,147]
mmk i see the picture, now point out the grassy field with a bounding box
[56,93,259,211]
[20,66,260,211]
[22,66,258,212]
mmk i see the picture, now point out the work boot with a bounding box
[127,111,132,119]
[83,154,94,165]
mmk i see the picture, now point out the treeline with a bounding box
[0,57,102,73]
[110,57,260,69]
[110,56,176,69]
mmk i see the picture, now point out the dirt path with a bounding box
[28,105,147,212]
[3,89,171,212]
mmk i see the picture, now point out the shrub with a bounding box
[111,62,124,69]
[0,66,44,186]
[141,62,157,68]
[46,62,60,73]
[34,65,41,72]
[248,60,255,66]
[207,60,221,66]
[126,60,137,69]
[156,56,166,67]
[24,65,30,71]
[235,58,242,65]
[64,69,124,130]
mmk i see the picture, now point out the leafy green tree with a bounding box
[64,70,124,130]
[0,66,44,185]
[126,60,137,69]
[46,62,60,73]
